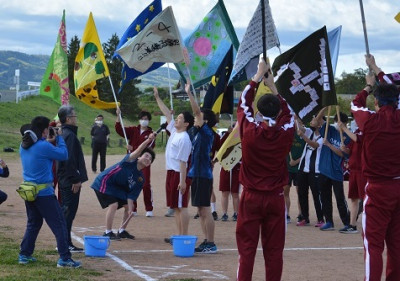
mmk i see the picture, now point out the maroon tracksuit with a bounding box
[115,122,154,212]
[351,72,400,281]
[236,81,294,281]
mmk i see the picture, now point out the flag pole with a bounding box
[108,76,130,150]
[358,0,370,56]
[335,105,344,143]
[166,63,174,110]
[261,0,267,61]
[324,106,331,141]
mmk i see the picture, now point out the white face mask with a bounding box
[140,120,149,127]
[332,122,339,130]
[215,123,219,128]
[95,120,103,125]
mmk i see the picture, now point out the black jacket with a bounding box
[57,124,88,186]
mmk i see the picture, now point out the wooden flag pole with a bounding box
[336,105,344,144]
[324,106,331,141]
[108,76,130,150]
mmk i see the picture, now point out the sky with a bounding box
[0,0,399,79]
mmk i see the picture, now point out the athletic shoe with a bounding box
[146,211,154,217]
[165,208,175,217]
[232,213,238,222]
[286,216,291,224]
[314,220,325,227]
[194,213,200,219]
[296,219,310,226]
[103,231,121,240]
[194,239,208,252]
[221,213,228,221]
[296,214,304,222]
[132,212,138,216]
[164,237,172,245]
[212,211,218,221]
[339,225,358,234]
[320,222,335,231]
[117,230,135,239]
[18,255,37,264]
[196,242,217,254]
[68,245,84,253]
[57,258,81,268]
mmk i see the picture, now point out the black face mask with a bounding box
[310,126,317,132]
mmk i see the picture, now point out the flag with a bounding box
[74,12,110,91]
[114,0,162,59]
[175,0,239,88]
[40,10,69,105]
[228,0,279,85]
[395,12,400,23]
[215,123,241,171]
[114,0,164,92]
[117,6,184,73]
[271,26,336,123]
[203,45,234,114]
[76,81,120,109]
[327,26,342,76]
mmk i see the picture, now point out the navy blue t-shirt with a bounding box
[91,155,144,200]
[188,124,214,179]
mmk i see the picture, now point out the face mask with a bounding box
[310,126,316,132]
[95,120,103,125]
[333,122,339,130]
[140,120,149,127]
[215,123,219,128]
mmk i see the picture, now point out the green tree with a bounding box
[67,35,80,96]
[335,68,368,95]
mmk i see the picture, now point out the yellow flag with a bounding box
[395,12,400,23]
[74,12,110,91]
[76,81,119,109]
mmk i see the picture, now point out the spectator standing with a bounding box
[91,114,110,173]
[57,105,88,252]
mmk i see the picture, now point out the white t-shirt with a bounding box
[165,120,192,172]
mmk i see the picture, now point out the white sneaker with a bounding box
[132,212,138,216]
[146,211,153,217]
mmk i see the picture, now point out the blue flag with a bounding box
[115,0,164,92]
[327,26,342,76]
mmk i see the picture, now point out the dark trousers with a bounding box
[59,185,81,246]
[133,165,153,212]
[319,174,350,226]
[92,142,107,172]
[20,195,71,260]
[0,189,7,204]
[297,171,324,222]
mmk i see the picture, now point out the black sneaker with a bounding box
[117,230,135,239]
[221,213,228,221]
[194,239,208,253]
[69,245,84,253]
[103,231,121,240]
[339,225,359,234]
[232,213,238,222]
[212,211,218,221]
[194,213,200,219]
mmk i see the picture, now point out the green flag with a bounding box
[40,10,69,105]
[272,26,336,123]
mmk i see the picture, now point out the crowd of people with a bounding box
[0,54,398,280]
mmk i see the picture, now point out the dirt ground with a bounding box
[0,154,372,281]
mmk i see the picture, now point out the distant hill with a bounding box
[0,50,181,91]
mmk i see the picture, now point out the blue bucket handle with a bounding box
[86,236,110,250]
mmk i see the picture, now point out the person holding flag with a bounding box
[236,59,294,281]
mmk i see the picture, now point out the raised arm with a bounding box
[185,81,202,126]
[153,86,172,124]
[337,121,356,142]
[128,133,155,161]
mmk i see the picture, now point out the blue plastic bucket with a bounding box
[84,236,110,257]
[171,235,197,257]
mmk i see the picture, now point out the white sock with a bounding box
[119,228,125,233]
[211,203,216,212]
[105,229,112,234]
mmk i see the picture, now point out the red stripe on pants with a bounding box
[236,189,286,281]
